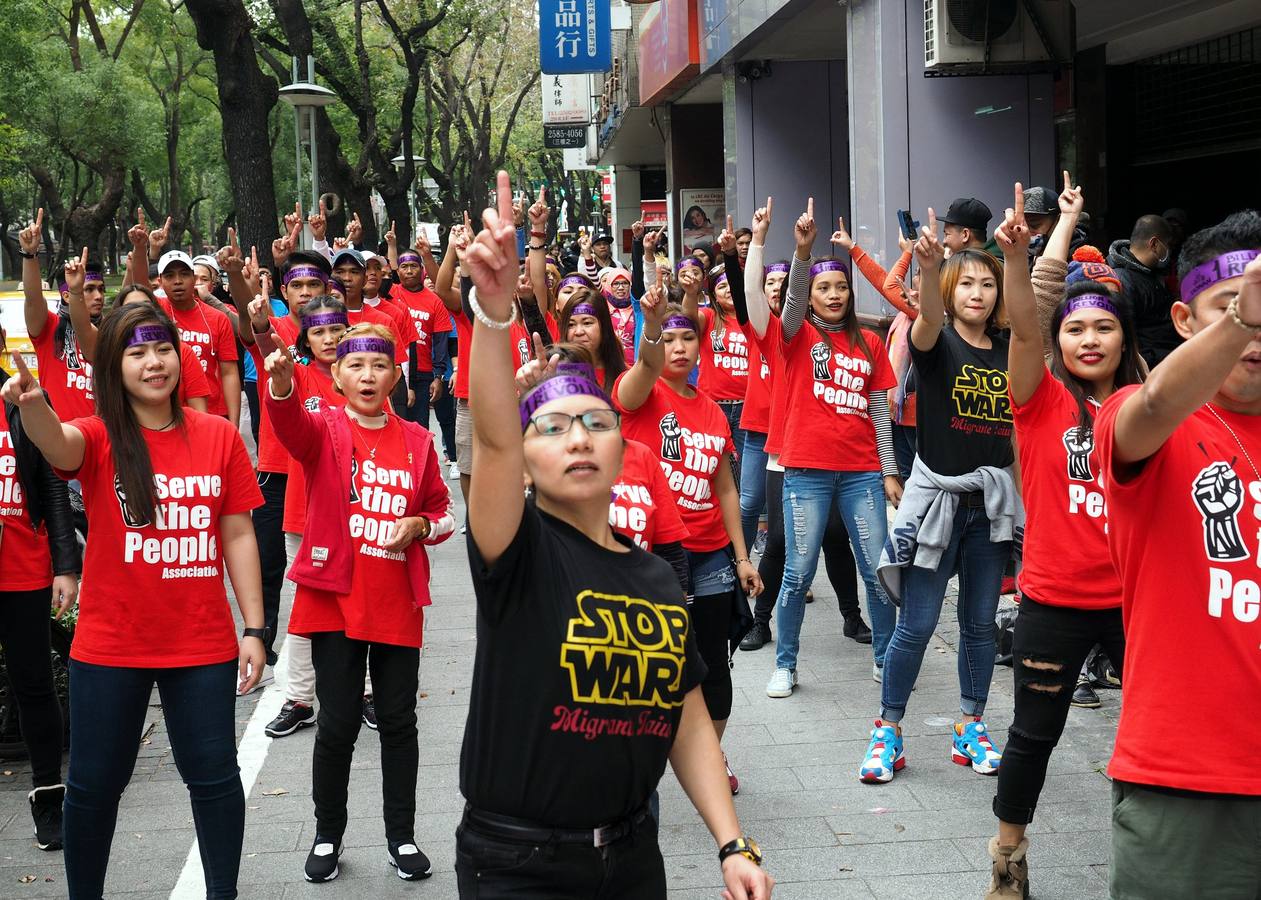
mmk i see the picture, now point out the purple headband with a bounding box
[569,302,598,317]
[558,275,589,291]
[1180,250,1261,301]
[127,325,173,347]
[809,260,850,280]
[336,336,394,360]
[302,311,349,330]
[556,361,598,382]
[663,314,696,332]
[676,257,703,273]
[519,375,610,430]
[397,252,422,265]
[329,277,346,294]
[1063,293,1119,318]
[59,272,104,293]
[764,263,790,276]
[284,265,329,286]
[713,272,729,288]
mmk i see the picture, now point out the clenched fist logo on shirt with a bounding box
[659,412,682,462]
[1192,461,1248,562]
[1062,426,1095,482]
[810,342,831,381]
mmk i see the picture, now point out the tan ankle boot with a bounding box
[984,836,1029,899]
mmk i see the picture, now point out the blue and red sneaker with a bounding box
[858,720,905,784]
[952,718,1002,775]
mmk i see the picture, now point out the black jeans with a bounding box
[242,379,260,448]
[455,811,666,899]
[65,660,242,900]
[310,632,419,842]
[994,596,1126,825]
[0,588,63,788]
[754,469,859,624]
[252,471,288,662]
[433,380,457,461]
[404,371,435,429]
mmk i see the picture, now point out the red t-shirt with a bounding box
[453,308,472,400]
[282,363,342,535]
[179,344,212,407]
[753,317,790,457]
[698,308,751,401]
[249,316,302,473]
[1097,386,1261,794]
[1013,371,1119,610]
[739,321,774,434]
[365,296,420,346]
[615,376,733,552]
[610,439,690,550]
[509,310,558,370]
[347,305,409,364]
[390,285,453,372]
[0,403,53,590]
[58,412,262,667]
[159,300,239,416]
[778,325,894,471]
[290,418,425,648]
[30,309,94,419]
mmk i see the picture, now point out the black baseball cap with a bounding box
[1022,187,1057,217]
[941,198,992,232]
[592,232,613,246]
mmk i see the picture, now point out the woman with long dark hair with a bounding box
[457,174,772,899]
[2,302,265,900]
[556,288,628,392]
[981,187,1142,899]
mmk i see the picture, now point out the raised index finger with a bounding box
[531,331,548,365]
[925,207,938,235]
[34,208,43,231]
[80,246,88,267]
[1013,183,1025,225]
[766,196,773,217]
[11,351,32,379]
[806,197,814,219]
[495,171,513,227]
[163,216,172,233]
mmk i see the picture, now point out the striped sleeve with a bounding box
[869,391,899,478]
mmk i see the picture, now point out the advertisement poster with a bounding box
[678,188,725,255]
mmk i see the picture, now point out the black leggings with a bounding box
[994,595,1125,825]
[0,588,63,788]
[310,631,420,842]
[755,469,859,624]
[688,594,733,721]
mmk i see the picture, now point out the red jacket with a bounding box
[264,385,453,608]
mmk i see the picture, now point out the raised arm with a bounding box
[1043,170,1083,266]
[465,173,529,565]
[527,192,551,311]
[743,199,773,338]
[62,249,99,363]
[613,284,668,412]
[1109,256,1261,466]
[19,210,50,339]
[1,354,86,471]
[909,208,946,352]
[781,198,818,342]
[630,220,646,297]
[122,208,150,288]
[995,184,1044,406]
[433,223,465,313]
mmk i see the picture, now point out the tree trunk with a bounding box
[185,0,280,266]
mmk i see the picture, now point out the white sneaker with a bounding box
[766,667,797,698]
[873,663,882,684]
[448,462,460,480]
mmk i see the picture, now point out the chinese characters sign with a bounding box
[542,74,590,125]
[540,0,612,74]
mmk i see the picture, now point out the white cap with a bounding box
[191,254,220,274]
[361,250,384,267]
[158,250,195,274]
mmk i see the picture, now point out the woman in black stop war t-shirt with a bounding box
[457,175,773,900]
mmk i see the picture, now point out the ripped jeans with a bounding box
[994,595,1125,825]
[773,469,895,673]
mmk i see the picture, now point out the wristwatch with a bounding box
[718,836,762,866]
[242,627,269,642]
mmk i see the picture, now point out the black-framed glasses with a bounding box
[527,408,621,437]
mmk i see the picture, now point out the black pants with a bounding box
[994,596,1126,825]
[755,469,859,624]
[403,371,435,429]
[242,380,260,448]
[455,812,666,899]
[310,631,419,841]
[433,380,458,461]
[252,471,288,662]
[688,591,733,721]
[0,588,63,788]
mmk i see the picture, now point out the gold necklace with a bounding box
[1205,403,1260,482]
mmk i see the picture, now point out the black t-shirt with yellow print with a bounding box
[462,504,706,828]
[911,325,1013,476]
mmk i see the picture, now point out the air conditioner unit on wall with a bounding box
[924,0,1062,74]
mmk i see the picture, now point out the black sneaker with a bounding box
[362,696,378,731]
[304,835,343,882]
[265,700,315,738]
[28,785,64,851]
[1071,680,1101,709]
[387,840,433,880]
[843,614,873,644]
[1087,651,1121,689]
[739,621,771,651]
[805,589,815,604]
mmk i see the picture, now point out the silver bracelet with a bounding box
[641,328,664,345]
[468,287,518,330]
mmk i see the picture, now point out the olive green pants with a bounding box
[1111,780,1261,900]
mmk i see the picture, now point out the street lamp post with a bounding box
[391,155,426,245]
[279,56,338,248]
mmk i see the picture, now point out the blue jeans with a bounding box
[774,469,895,672]
[739,429,769,550]
[65,660,243,900]
[880,503,1012,723]
[717,400,746,489]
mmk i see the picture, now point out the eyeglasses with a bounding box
[527,409,621,436]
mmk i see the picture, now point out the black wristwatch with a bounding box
[19,250,37,259]
[718,837,762,866]
[242,627,269,642]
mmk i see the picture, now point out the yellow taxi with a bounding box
[0,289,61,379]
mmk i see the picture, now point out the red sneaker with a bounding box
[724,754,740,795]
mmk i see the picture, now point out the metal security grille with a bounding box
[1131,26,1261,164]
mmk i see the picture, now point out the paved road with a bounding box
[0,489,1120,898]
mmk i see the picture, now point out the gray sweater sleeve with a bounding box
[781,255,812,342]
